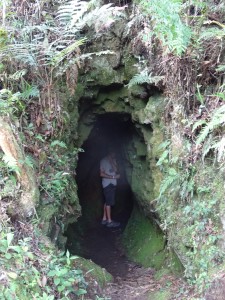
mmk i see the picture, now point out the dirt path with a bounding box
[81,223,189,300]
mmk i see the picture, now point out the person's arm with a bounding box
[100,169,120,179]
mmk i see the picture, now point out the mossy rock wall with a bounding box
[122,206,167,269]
[122,205,183,273]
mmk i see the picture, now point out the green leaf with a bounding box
[9,245,22,253]
[5,253,12,259]
[6,232,14,247]
[156,150,169,166]
[50,140,67,148]
[75,289,87,296]
[192,119,207,132]
[7,272,18,279]
[50,38,87,67]
[57,285,66,292]
[54,277,61,286]
[47,270,56,277]
[35,134,45,142]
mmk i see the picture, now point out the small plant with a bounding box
[127,69,164,89]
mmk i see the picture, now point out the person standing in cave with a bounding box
[100,149,121,228]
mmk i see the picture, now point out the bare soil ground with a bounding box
[81,223,193,300]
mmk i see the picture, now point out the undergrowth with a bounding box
[156,139,224,293]
[0,223,87,300]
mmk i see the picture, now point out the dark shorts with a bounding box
[103,184,116,206]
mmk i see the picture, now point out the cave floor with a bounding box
[79,223,191,300]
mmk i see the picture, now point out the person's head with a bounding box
[108,147,116,158]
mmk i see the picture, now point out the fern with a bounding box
[199,27,225,41]
[57,0,89,29]
[2,154,20,175]
[20,84,40,100]
[6,44,38,66]
[159,168,178,198]
[127,69,164,89]
[196,105,225,145]
[139,0,192,56]
[201,135,216,162]
[50,38,87,67]
[8,69,27,81]
[216,65,225,72]
[156,150,169,166]
[212,136,225,162]
[0,89,22,114]
[192,119,207,132]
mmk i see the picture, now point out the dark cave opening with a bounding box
[65,113,136,274]
[65,112,182,277]
[76,112,135,226]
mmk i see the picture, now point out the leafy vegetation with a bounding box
[127,69,164,89]
[0,0,124,297]
[137,0,192,56]
[0,227,87,299]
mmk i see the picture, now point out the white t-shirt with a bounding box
[100,156,117,188]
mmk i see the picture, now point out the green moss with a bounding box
[38,204,58,221]
[74,257,113,287]
[0,28,8,48]
[96,88,130,112]
[148,288,171,300]
[84,56,125,86]
[122,206,167,269]
[167,250,184,275]
[154,268,171,280]
[123,55,138,81]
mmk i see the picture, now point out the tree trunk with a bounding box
[0,116,39,218]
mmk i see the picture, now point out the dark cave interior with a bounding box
[76,112,135,226]
[65,113,137,268]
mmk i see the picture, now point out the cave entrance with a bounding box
[66,113,136,275]
[66,111,183,277]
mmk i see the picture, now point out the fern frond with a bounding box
[50,140,67,148]
[57,0,88,28]
[192,119,207,132]
[158,140,170,150]
[20,84,40,100]
[3,154,20,175]
[212,136,225,162]
[127,71,150,88]
[196,105,225,145]
[50,38,87,67]
[8,69,27,81]
[6,43,37,66]
[156,150,169,166]
[139,0,192,56]
[199,27,225,41]
[216,65,225,72]
[201,135,217,162]
[159,168,178,197]
[127,70,164,89]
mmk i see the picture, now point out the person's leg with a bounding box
[102,204,107,221]
[105,205,112,223]
[102,184,120,227]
